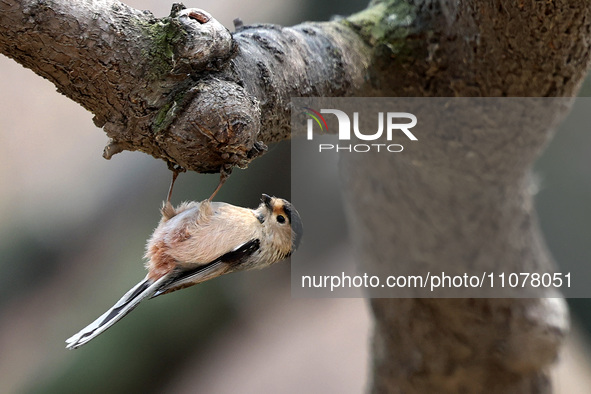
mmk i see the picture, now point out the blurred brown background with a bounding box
[0,1,589,393]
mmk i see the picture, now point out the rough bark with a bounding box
[340,1,591,393]
[1,0,590,393]
[0,0,371,173]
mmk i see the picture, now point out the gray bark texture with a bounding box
[1,0,590,393]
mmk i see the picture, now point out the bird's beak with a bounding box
[261,194,273,210]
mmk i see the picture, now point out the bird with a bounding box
[65,194,303,349]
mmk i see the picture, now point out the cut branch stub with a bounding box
[172,8,237,73]
[102,5,265,173]
[153,77,265,173]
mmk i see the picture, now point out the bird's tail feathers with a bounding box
[65,274,170,349]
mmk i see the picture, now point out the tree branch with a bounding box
[0,0,373,173]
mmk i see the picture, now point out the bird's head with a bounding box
[256,194,303,255]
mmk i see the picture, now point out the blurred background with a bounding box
[0,0,589,393]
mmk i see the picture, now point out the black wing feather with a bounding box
[151,239,260,298]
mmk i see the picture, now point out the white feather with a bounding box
[65,274,170,349]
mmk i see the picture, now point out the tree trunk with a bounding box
[1,0,589,392]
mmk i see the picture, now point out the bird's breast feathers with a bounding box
[151,200,260,268]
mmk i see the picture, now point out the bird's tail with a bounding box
[65,274,170,349]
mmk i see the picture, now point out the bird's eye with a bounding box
[276,215,286,224]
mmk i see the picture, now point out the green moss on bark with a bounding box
[135,17,186,81]
[344,0,418,59]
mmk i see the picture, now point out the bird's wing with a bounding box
[66,239,260,349]
[151,238,261,298]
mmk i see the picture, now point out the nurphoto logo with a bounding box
[304,108,418,153]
